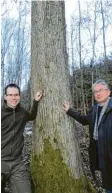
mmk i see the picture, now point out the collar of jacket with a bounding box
[2,102,21,112]
[91,98,112,121]
[105,97,112,113]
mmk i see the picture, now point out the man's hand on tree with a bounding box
[35,91,42,101]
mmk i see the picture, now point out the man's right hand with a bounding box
[63,101,70,113]
[35,91,42,101]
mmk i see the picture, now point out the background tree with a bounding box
[68,0,112,111]
[100,0,107,60]
[1,0,31,97]
[77,0,86,114]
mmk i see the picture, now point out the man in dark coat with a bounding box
[63,79,112,193]
[1,83,42,193]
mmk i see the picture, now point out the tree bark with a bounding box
[31,1,95,193]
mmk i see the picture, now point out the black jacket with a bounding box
[67,97,112,189]
[1,100,38,161]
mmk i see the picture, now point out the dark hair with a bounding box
[5,84,21,95]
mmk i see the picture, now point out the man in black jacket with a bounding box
[63,79,112,193]
[1,83,42,193]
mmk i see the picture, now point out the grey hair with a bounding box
[92,79,110,92]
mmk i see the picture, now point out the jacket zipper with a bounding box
[10,109,15,157]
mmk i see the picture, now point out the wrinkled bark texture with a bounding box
[31,2,95,193]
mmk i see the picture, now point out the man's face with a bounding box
[4,87,20,108]
[93,84,110,105]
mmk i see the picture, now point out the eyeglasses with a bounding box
[6,94,20,97]
[94,88,107,95]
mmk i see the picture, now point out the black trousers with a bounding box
[1,157,31,193]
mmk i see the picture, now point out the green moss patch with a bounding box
[30,138,96,193]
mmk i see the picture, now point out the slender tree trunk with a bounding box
[100,0,107,60]
[91,2,97,106]
[1,59,4,97]
[31,2,95,193]
[78,0,86,114]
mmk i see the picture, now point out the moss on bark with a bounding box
[30,138,96,193]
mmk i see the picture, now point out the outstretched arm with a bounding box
[26,90,42,121]
[63,101,89,125]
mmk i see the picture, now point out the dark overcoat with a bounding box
[67,97,112,189]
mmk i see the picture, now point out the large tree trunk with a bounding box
[31,1,95,193]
